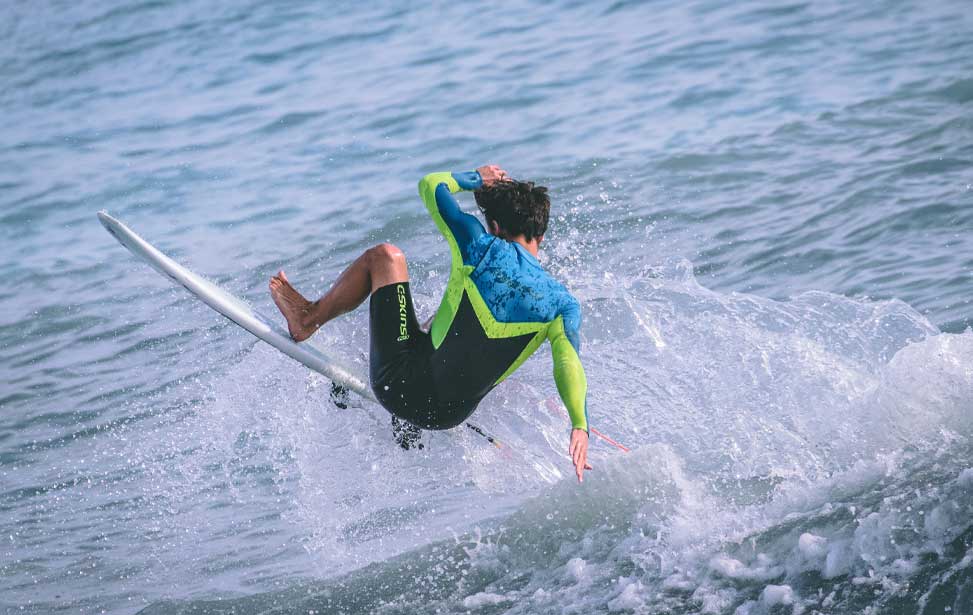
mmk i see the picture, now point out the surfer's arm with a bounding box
[548,300,589,433]
[550,300,591,482]
[418,170,487,265]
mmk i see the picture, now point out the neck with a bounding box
[507,234,540,257]
[490,223,542,256]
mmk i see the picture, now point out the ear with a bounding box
[488,220,501,237]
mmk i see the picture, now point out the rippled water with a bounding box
[2,1,972,613]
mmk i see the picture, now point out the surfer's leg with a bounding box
[269,272,315,341]
[304,243,408,323]
[270,243,408,342]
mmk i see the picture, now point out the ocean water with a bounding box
[2,0,972,613]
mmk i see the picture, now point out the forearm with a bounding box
[417,171,482,210]
[554,353,589,431]
[417,171,487,263]
[551,335,589,432]
[549,305,589,431]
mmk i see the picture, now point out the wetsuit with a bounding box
[369,171,589,433]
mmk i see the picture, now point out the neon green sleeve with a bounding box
[417,171,485,263]
[417,171,485,348]
[549,317,589,431]
[418,172,461,206]
[418,172,462,253]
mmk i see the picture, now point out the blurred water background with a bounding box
[2,0,972,613]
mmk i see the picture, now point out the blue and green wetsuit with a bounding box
[368,170,589,432]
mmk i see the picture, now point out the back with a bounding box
[468,234,577,329]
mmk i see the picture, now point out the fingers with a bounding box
[477,164,510,185]
[568,429,590,483]
[570,443,586,483]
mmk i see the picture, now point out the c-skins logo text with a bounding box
[396,284,409,342]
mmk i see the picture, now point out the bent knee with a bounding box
[368,242,406,264]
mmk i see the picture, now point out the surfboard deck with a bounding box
[97,211,376,402]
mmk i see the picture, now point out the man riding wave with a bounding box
[269,165,592,481]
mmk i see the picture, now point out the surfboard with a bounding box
[97,211,376,401]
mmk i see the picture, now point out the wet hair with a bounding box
[474,180,550,241]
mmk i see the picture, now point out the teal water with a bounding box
[2,1,972,613]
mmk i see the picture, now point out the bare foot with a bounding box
[269,270,317,341]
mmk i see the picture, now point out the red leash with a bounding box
[544,398,630,453]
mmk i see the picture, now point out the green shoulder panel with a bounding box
[418,172,467,348]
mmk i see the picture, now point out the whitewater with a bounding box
[2,0,972,613]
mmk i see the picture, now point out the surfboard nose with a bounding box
[97,210,119,235]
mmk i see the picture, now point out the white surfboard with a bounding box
[97,211,376,402]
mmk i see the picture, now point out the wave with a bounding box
[131,259,973,613]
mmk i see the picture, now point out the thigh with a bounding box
[368,282,431,399]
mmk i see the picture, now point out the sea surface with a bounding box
[2,1,972,613]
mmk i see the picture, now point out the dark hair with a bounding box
[474,180,550,241]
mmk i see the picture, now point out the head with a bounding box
[474,179,550,245]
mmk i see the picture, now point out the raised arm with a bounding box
[417,170,484,265]
[417,165,509,265]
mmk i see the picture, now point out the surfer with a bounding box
[269,165,592,481]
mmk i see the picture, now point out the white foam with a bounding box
[710,554,782,581]
[608,578,645,612]
[760,584,795,606]
[824,539,854,579]
[798,532,828,561]
[461,592,509,608]
[564,557,586,582]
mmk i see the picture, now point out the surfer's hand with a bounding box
[569,428,592,483]
[477,164,509,186]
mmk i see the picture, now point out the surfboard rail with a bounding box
[97,211,375,400]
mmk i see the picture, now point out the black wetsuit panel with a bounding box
[369,283,536,430]
[428,292,537,404]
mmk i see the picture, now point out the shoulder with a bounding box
[559,292,581,325]
[539,273,580,327]
[542,272,577,309]
[549,286,582,351]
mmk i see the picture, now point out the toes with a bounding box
[279,270,290,284]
